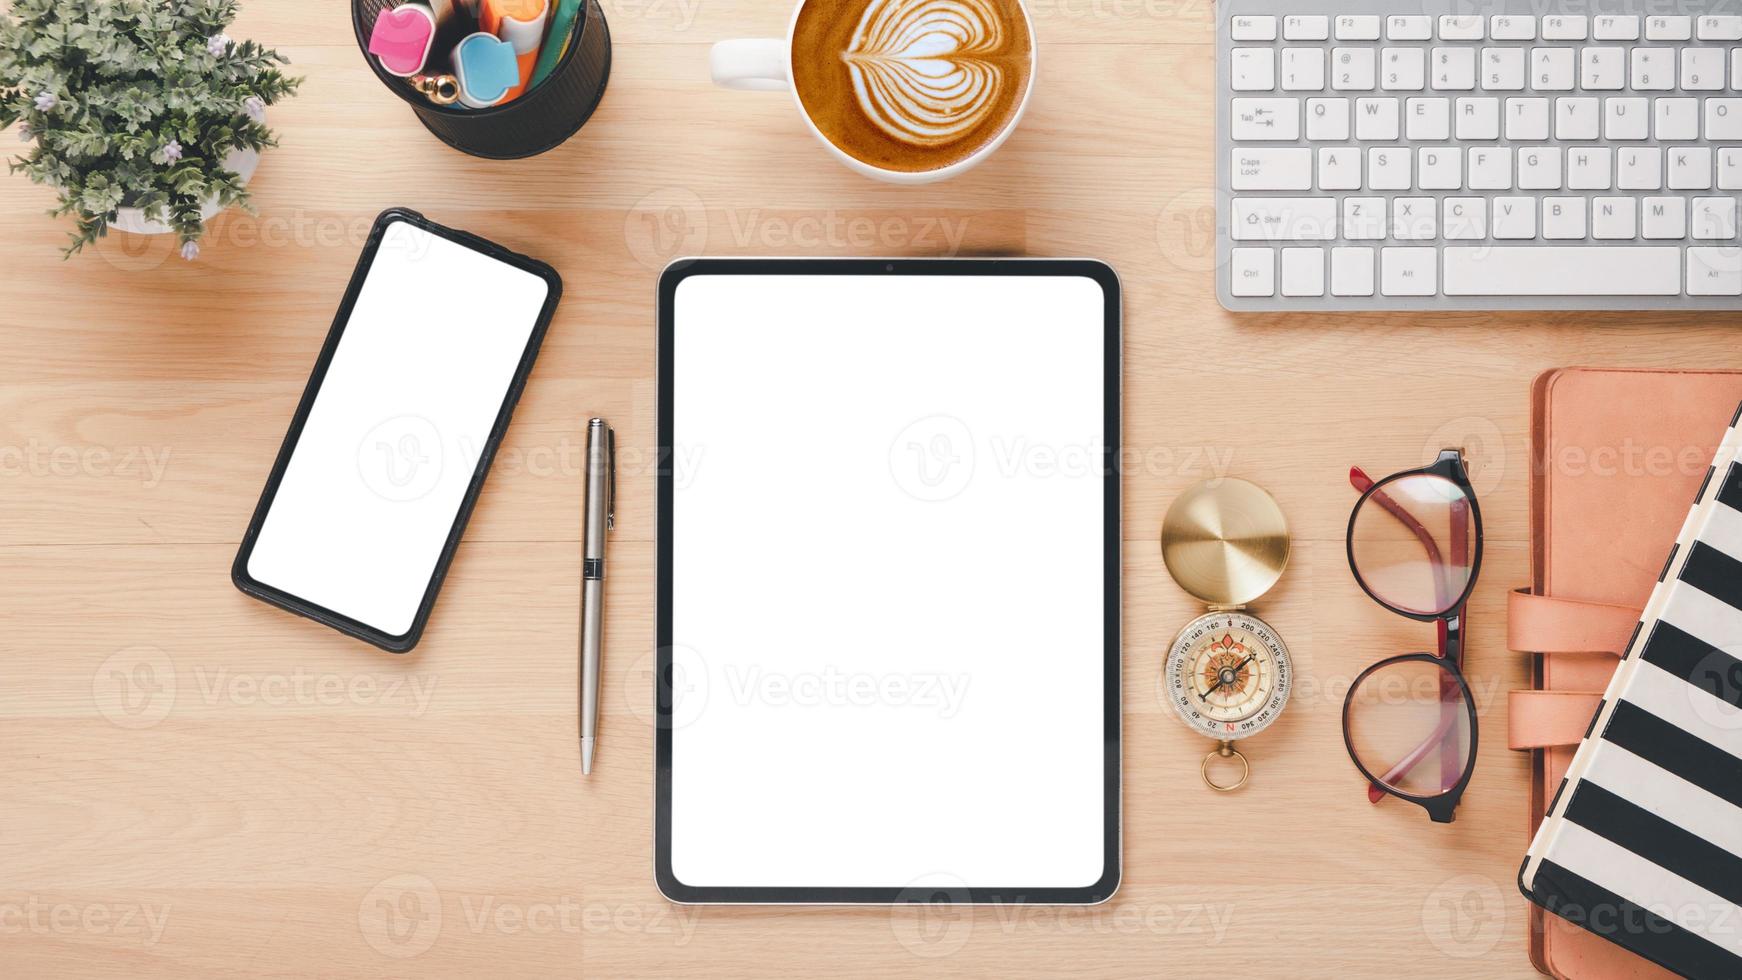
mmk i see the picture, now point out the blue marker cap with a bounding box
[452,32,520,108]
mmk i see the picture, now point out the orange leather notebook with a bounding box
[1514,368,1742,978]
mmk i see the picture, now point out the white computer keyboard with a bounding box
[1216,2,1742,310]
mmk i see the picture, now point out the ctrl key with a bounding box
[1231,248,1275,296]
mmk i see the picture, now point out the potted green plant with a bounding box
[0,0,300,259]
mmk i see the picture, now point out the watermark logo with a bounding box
[890,415,976,502]
[1422,417,1506,496]
[0,897,171,945]
[93,646,176,730]
[359,874,443,959]
[357,415,444,502]
[626,186,709,269]
[626,644,712,731]
[1422,873,1505,958]
[891,875,975,958]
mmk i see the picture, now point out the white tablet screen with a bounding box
[667,271,1112,892]
[245,220,550,638]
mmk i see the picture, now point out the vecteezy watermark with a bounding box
[891,875,1235,959]
[1026,0,1210,26]
[0,441,172,488]
[359,877,702,958]
[595,0,702,32]
[93,647,441,729]
[358,415,444,503]
[724,665,970,718]
[623,644,711,731]
[359,875,443,959]
[890,415,977,502]
[1421,417,1506,497]
[1421,874,1505,959]
[0,897,172,946]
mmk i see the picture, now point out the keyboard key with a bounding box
[1519,145,1562,189]
[1555,97,1599,139]
[1630,48,1674,91]
[1431,47,1476,90]
[1231,16,1276,41]
[1331,247,1376,296]
[1336,15,1380,41]
[1699,16,1742,41]
[1417,147,1461,189]
[1442,198,1487,239]
[1733,50,1742,90]
[1706,98,1742,139]
[1482,48,1525,90]
[1669,146,1714,189]
[1593,15,1640,41]
[1306,98,1350,140]
[1231,148,1312,191]
[1642,197,1686,238]
[1232,98,1300,140]
[1688,247,1742,295]
[1720,148,1742,189]
[1646,16,1691,41]
[1581,47,1625,89]
[1542,197,1587,239]
[1592,197,1637,239]
[1317,147,1360,189]
[1230,248,1275,296]
[1656,98,1699,140]
[1568,147,1614,189]
[1693,198,1738,239]
[1456,97,1500,139]
[1619,148,1664,190]
[1407,97,1450,140]
[1491,197,1537,238]
[1533,48,1575,90]
[1367,147,1411,189]
[1381,247,1437,296]
[1283,15,1328,41]
[1542,15,1587,41]
[1491,15,1535,41]
[1382,48,1426,90]
[1232,48,1275,91]
[1280,248,1326,296]
[1683,49,1725,91]
[1388,16,1431,41]
[1604,98,1648,140]
[1392,197,1437,239]
[1343,197,1387,240]
[1281,48,1325,91]
[1231,198,1337,241]
[1355,98,1400,140]
[1444,247,1679,295]
[1468,147,1512,189]
[1332,48,1376,90]
[1440,16,1482,40]
[1506,97,1550,139]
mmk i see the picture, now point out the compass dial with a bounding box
[1164,611,1292,740]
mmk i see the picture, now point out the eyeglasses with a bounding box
[1342,449,1483,823]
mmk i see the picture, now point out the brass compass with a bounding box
[1160,478,1294,792]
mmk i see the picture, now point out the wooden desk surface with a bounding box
[6,1,1741,976]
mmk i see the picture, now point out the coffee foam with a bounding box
[842,0,1014,148]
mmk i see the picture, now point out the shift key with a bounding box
[1231,198,1338,241]
[1232,98,1301,140]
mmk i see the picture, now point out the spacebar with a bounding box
[1443,247,1681,296]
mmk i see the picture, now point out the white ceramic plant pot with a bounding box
[109,142,261,235]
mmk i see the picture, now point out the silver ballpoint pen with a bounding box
[580,417,614,777]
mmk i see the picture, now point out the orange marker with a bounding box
[480,0,549,102]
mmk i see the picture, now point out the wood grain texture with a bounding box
[5,0,1741,976]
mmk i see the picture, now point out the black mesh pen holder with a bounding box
[351,0,611,159]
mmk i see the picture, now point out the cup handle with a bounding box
[710,39,788,91]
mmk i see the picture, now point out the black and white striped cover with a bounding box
[1521,403,1742,980]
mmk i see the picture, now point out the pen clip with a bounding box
[605,426,616,531]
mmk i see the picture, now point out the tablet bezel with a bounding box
[654,257,1122,905]
[231,208,563,653]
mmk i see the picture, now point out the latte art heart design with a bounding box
[842,0,1014,147]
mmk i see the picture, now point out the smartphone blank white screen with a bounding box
[668,273,1110,890]
[246,220,550,638]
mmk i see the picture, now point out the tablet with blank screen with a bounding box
[656,258,1120,905]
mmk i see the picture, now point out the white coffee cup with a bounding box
[709,0,1036,184]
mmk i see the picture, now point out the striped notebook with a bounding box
[1521,403,1742,980]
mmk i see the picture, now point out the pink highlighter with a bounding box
[367,3,438,77]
